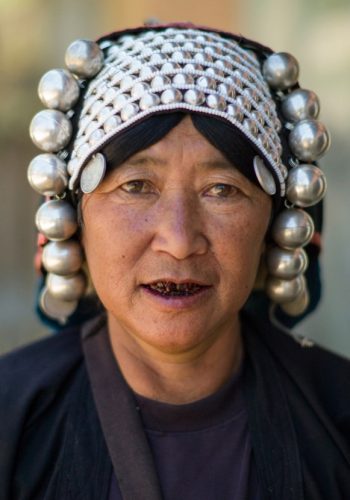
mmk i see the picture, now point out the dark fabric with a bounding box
[0,313,349,499]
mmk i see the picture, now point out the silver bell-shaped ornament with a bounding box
[271,208,314,249]
[35,199,78,241]
[42,240,83,275]
[266,246,308,279]
[281,89,320,123]
[65,40,104,78]
[30,109,72,152]
[46,271,86,301]
[286,164,327,207]
[280,287,310,316]
[266,274,305,303]
[39,286,78,323]
[289,119,330,162]
[262,52,299,90]
[38,69,80,111]
[27,154,68,196]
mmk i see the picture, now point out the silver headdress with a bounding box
[27,24,330,324]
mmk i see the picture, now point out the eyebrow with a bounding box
[124,155,239,172]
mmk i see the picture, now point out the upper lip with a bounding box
[142,278,211,286]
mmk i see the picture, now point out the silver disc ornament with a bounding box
[80,153,107,193]
[65,39,104,78]
[289,119,330,162]
[253,156,276,195]
[266,274,305,303]
[27,153,68,196]
[271,208,314,249]
[42,240,83,275]
[281,89,320,123]
[39,286,78,323]
[46,271,86,301]
[286,164,327,207]
[38,69,80,111]
[266,246,308,279]
[30,109,72,152]
[262,52,299,90]
[35,199,78,241]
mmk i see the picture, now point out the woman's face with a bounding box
[82,116,272,354]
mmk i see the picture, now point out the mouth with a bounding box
[141,280,210,298]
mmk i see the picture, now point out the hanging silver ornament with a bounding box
[280,287,309,316]
[281,89,320,123]
[42,240,83,275]
[35,199,78,241]
[65,39,104,78]
[80,153,107,193]
[286,164,327,207]
[30,110,72,152]
[262,52,299,90]
[266,246,308,279]
[266,274,305,303]
[27,153,68,196]
[46,271,86,301]
[39,286,78,323]
[38,69,80,111]
[289,119,330,162]
[253,156,276,195]
[271,208,314,249]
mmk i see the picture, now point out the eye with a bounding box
[120,180,154,194]
[204,183,238,198]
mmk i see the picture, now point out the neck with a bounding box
[107,315,243,404]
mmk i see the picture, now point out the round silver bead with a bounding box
[113,94,129,111]
[289,119,330,162]
[282,89,320,122]
[121,103,139,121]
[120,75,135,91]
[139,92,160,111]
[30,110,72,152]
[151,74,171,90]
[271,208,314,249]
[217,83,235,98]
[38,69,80,111]
[65,40,104,78]
[103,115,122,133]
[42,240,83,275]
[35,200,78,241]
[161,88,182,105]
[243,118,259,136]
[27,154,68,196]
[262,52,299,90]
[46,271,86,301]
[172,73,194,86]
[131,82,150,99]
[184,89,205,106]
[266,246,308,279]
[197,76,215,90]
[206,94,226,111]
[161,62,181,73]
[286,164,327,207]
[280,287,310,316]
[266,274,305,304]
[39,286,78,323]
[226,104,244,122]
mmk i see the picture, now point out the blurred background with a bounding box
[0,0,349,355]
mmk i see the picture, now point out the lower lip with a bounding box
[140,286,212,310]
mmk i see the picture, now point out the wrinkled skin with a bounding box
[82,116,272,402]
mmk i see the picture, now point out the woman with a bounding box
[1,23,349,499]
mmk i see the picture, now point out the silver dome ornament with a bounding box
[46,271,86,301]
[35,199,78,241]
[42,240,83,275]
[39,286,78,323]
[139,92,160,111]
[30,110,72,152]
[262,52,299,90]
[281,89,320,123]
[80,153,107,193]
[266,246,308,279]
[271,208,314,249]
[253,156,276,195]
[280,287,310,316]
[184,89,205,106]
[286,164,327,207]
[65,40,104,78]
[27,153,68,196]
[161,88,182,104]
[38,69,80,111]
[289,119,330,162]
[266,274,305,304]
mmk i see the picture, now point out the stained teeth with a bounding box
[147,281,204,296]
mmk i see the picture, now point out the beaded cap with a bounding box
[67,27,286,194]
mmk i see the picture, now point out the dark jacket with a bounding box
[0,313,349,500]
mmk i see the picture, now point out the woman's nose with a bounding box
[150,190,209,260]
